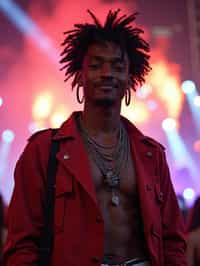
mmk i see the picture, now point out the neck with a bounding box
[82,102,121,136]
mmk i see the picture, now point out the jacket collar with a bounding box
[52,112,81,141]
[54,112,162,218]
[52,111,160,149]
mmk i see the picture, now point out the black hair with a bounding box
[60,9,151,91]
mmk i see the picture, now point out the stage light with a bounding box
[32,92,53,120]
[183,188,195,200]
[50,112,66,128]
[122,101,149,124]
[136,84,152,99]
[193,140,200,152]
[0,97,3,107]
[147,99,158,111]
[162,118,177,131]
[0,0,58,62]
[148,61,184,118]
[181,80,196,94]
[2,130,15,143]
[193,95,200,107]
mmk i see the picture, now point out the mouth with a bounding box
[97,83,118,90]
[98,86,114,90]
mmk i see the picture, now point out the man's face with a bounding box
[80,42,130,106]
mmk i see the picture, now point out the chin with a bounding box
[94,98,115,107]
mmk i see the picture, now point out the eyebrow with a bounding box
[90,55,126,63]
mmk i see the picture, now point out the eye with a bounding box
[113,64,123,71]
[88,62,101,69]
[89,64,99,69]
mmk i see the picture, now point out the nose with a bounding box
[100,62,113,78]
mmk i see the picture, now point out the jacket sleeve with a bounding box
[159,148,187,266]
[3,132,51,266]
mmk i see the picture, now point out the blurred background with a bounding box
[0,0,200,213]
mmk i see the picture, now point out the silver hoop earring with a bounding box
[125,88,131,106]
[76,85,84,104]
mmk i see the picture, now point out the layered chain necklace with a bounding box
[78,115,130,206]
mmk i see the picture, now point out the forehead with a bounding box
[84,42,128,62]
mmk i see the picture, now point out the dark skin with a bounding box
[79,42,148,264]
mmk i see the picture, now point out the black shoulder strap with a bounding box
[39,129,60,266]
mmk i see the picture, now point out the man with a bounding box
[3,10,186,266]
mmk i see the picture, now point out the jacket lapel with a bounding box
[54,113,98,205]
[126,120,158,234]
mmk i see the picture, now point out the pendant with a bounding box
[106,170,113,178]
[105,171,120,188]
[111,192,120,206]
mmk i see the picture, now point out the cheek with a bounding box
[83,71,97,85]
[118,77,129,89]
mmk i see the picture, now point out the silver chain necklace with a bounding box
[77,115,130,206]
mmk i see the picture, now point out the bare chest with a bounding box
[87,149,137,199]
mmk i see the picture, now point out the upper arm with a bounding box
[3,131,51,265]
[158,148,187,265]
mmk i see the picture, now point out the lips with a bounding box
[96,83,117,89]
[98,86,113,90]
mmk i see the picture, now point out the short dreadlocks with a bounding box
[60,9,151,91]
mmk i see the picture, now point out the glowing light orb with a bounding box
[147,99,158,111]
[148,61,183,118]
[181,80,196,94]
[136,84,152,99]
[162,118,177,131]
[183,188,195,200]
[32,92,53,120]
[2,130,15,143]
[0,97,3,107]
[193,95,200,107]
[122,102,149,124]
[50,112,66,128]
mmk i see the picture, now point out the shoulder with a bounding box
[123,116,165,151]
[143,136,166,151]
[28,128,52,143]
[19,129,54,161]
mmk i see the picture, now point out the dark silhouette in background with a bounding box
[186,197,200,266]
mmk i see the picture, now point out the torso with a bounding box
[87,138,149,264]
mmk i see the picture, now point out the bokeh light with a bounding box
[136,84,152,99]
[183,188,195,200]
[32,91,53,120]
[162,118,177,131]
[193,95,200,107]
[0,97,3,107]
[147,99,158,111]
[50,105,69,128]
[181,80,196,94]
[2,129,15,143]
[122,102,150,124]
[148,61,183,118]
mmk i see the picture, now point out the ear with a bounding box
[77,71,83,86]
[128,76,132,87]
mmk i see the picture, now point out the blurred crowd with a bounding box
[0,193,200,265]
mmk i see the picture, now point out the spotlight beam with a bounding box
[165,129,199,190]
[0,0,58,62]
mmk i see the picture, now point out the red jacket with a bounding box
[3,112,187,266]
